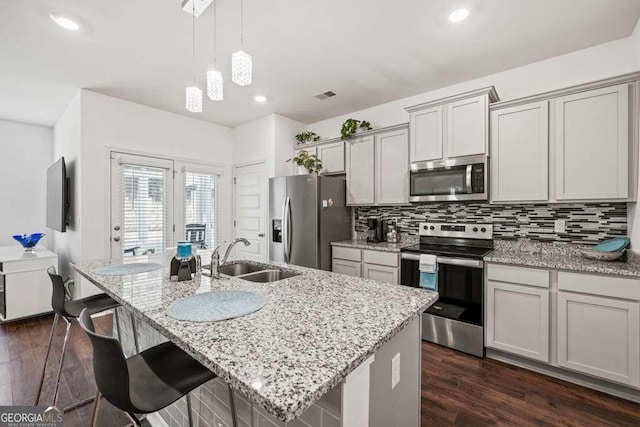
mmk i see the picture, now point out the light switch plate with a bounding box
[554,219,566,233]
[391,353,400,389]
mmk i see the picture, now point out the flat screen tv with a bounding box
[46,157,70,232]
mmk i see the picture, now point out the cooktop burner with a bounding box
[401,222,494,259]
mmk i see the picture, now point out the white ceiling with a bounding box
[2,0,640,128]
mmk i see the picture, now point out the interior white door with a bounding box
[110,153,174,259]
[233,162,268,262]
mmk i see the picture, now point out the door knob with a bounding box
[258,233,265,237]
[113,236,121,242]
[114,226,121,231]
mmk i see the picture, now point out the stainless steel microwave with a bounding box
[409,155,488,202]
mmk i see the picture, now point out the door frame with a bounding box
[232,160,268,261]
[105,147,229,258]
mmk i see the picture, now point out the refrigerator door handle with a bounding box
[285,196,292,263]
[281,196,289,263]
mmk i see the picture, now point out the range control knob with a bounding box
[430,226,435,231]
[473,227,478,232]
[481,227,487,233]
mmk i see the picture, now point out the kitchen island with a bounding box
[71,258,437,426]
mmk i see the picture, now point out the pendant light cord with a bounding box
[213,0,217,65]
[240,0,244,46]
[192,4,196,84]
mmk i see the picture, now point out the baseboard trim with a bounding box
[486,349,640,404]
[146,412,169,427]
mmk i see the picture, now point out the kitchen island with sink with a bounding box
[72,258,437,426]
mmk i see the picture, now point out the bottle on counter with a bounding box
[387,225,398,243]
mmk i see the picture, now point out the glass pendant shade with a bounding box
[206,69,224,100]
[231,50,252,86]
[185,86,203,113]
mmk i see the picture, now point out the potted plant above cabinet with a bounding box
[287,149,323,174]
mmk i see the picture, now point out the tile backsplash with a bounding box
[355,203,627,245]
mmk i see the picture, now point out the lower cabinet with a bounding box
[332,259,361,278]
[363,264,399,285]
[557,291,640,387]
[486,280,549,362]
[332,247,399,285]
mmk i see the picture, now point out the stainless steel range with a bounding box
[400,222,493,357]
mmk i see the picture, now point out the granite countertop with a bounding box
[331,239,412,253]
[71,258,437,422]
[485,247,640,278]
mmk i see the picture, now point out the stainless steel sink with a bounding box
[237,269,300,283]
[217,263,265,277]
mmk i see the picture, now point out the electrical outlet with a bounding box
[391,353,401,389]
[554,219,566,233]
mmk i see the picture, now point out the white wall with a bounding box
[231,113,304,176]
[309,37,640,138]
[52,92,82,278]
[0,119,53,249]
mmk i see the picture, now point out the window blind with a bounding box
[183,171,218,249]
[121,164,172,256]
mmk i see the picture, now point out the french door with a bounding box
[110,153,221,259]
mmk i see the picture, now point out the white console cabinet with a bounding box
[0,246,57,322]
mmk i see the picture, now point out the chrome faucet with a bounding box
[210,238,251,278]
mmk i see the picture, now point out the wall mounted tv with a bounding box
[46,157,70,232]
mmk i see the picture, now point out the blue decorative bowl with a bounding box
[12,233,45,251]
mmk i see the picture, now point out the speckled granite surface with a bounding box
[485,241,640,278]
[71,258,437,422]
[331,239,411,253]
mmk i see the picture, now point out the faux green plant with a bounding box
[340,119,373,140]
[287,150,323,173]
[295,131,321,145]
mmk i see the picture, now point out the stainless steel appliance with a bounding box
[269,175,352,270]
[409,155,488,202]
[400,222,493,357]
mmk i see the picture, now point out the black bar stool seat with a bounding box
[79,308,238,427]
[63,293,121,318]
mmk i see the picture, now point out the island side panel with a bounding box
[115,307,343,427]
[368,316,421,427]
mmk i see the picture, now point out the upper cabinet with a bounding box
[346,125,409,206]
[317,141,345,174]
[490,101,549,202]
[406,87,498,163]
[555,84,629,201]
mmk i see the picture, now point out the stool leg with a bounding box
[126,412,142,427]
[228,384,238,427]
[52,317,72,406]
[129,311,140,354]
[35,313,59,405]
[90,389,101,427]
[186,394,194,427]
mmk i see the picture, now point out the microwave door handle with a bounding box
[466,165,473,193]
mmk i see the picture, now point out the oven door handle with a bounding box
[401,253,483,269]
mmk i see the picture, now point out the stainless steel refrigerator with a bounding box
[269,174,352,270]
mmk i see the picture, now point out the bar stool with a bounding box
[78,308,238,427]
[35,267,121,411]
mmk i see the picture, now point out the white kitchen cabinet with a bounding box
[318,141,345,174]
[490,101,549,202]
[346,136,375,205]
[486,280,550,362]
[363,264,399,285]
[409,105,443,162]
[375,128,409,205]
[293,146,318,175]
[555,84,629,200]
[447,95,488,158]
[332,259,362,278]
[557,291,640,387]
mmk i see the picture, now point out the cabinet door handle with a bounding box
[258,233,265,237]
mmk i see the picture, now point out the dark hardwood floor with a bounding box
[2,314,640,426]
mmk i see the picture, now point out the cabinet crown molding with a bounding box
[404,86,499,113]
[489,71,640,111]
[297,123,409,149]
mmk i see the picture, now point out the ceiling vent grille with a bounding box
[314,91,336,100]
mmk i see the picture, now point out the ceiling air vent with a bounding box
[314,91,336,100]
[182,0,214,17]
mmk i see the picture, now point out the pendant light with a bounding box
[186,4,203,112]
[231,0,252,86]
[206,0,223,100]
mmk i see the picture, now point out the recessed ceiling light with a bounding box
[254,95,267,103]
[50,14,80,31]
[448,8,469,23]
